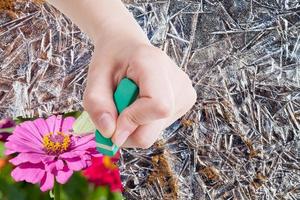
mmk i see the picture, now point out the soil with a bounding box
[0,0,45,11]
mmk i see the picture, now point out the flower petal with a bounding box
[10,125,43,146]
[6,133,43,151]
[19,121,44,143]
[70,134,96,151]
[59,151,81,159]
[11,162,45,184]
[0,132,10,142]
[65,157,89,171]
[5,140,44,154]
[73,134,95,147]
[56,159,64,171]
[33,118,50,136]
[0,118,15,128]
[61,117,75,132]
[46,115,63,133]
[45,116,57,133]
[56,167,73,184]
[40,172,55,192]
[4,148,15,155]
[9,152,48,165]
[44,161,57,173]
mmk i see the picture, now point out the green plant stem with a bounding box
[54,182,61,200]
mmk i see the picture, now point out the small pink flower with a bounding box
[5,115,99,191]
[0,118,15,142]
[0,118,15,129]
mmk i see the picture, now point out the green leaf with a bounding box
[63,111,82,119]
[91,186,110,200]
[0,177,26,200]
[62,172,89,200]
[110,192,124,200]
[72,111,96,136]
[13,116,36,124]
[22,183,52,200]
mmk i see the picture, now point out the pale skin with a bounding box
[48,0,197,148]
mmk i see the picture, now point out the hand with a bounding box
[83,42,197,148]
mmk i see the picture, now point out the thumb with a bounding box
[83,63,117,138]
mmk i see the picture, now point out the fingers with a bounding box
[120,119,165,148]
[120,99,193,149]
[111,97,172,146]
[84,44,197,149]
[83,59,118,138]
[112,47,176,146]
[114,47,197,148]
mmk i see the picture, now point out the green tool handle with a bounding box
[95,78,139,156]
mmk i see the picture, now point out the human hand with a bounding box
[84,42,197,148]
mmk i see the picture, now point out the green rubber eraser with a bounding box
[95,130,119,157]
[95,78,139,156]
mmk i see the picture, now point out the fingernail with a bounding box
[114,131,130,147]
[97,113,115,138]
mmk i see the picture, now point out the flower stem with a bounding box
[54,182,61,200]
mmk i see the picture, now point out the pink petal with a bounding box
[8,135,43,151]
[60,151,89,159]
[59,151,80,159]
[54,115,63,132]
[65,157,88,171]
[40,172,55,192]
[59,149,97,159]
[11,162,45,184]
[46,115,63,133]
[45,116,58,133]
[5,140,44,154]
[0,118,15,128]
[73,134,95,147]
[61,117,75,132]
[19,121,43,143]
[9,152,47,165]
[56,167,73,184]
[70,135,96,151]
[55,159,64,171]
[11,125,43,146]
[44,161,57,173]
[72,142,96,151]
[4,148,15,155]
[33,118,50,136]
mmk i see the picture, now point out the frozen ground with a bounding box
[0,0,300,199]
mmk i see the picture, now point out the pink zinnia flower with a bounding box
[5,115,98,191]
[0,118,15,142]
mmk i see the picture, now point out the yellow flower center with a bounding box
[42,132,71,154]
[103,156,117,170]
